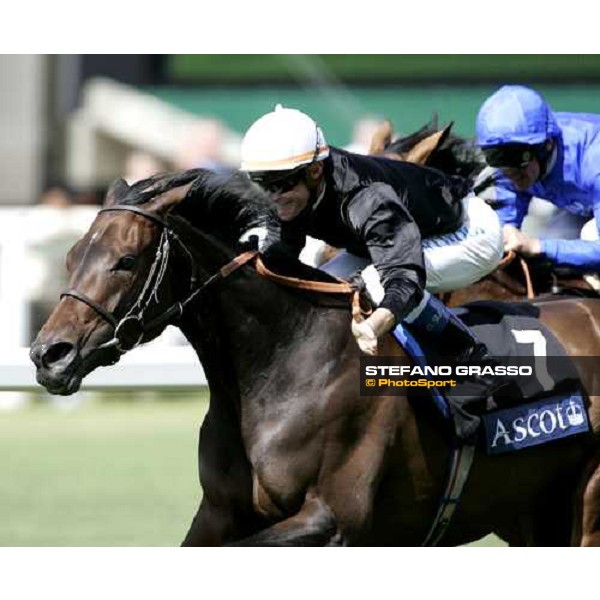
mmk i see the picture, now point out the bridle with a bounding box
[61,201,358,356]
[61,204,258,355]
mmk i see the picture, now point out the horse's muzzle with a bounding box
[30,340,76,371]
[30,340,83,395]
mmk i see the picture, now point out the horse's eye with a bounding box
[112,255,137,271]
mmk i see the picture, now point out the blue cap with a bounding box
[476,85,559,148]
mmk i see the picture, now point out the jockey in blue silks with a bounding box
[476,84,600,272]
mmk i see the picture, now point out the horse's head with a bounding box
[30,173,198,395]
[369,117,486,181]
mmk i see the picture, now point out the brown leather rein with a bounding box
[498,250,534,299]
[254,255,367,320]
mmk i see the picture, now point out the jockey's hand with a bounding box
[503,225,542,257]
[352,319,378,355]
[352,307,395,355]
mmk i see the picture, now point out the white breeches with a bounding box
[531,206,598,243]
[526,201,590,240]
[581,218,599,242]
[421,195,503,292]
[318,195,503,301]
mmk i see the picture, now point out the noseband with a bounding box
[61,205,257,355]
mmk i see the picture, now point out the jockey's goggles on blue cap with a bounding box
[482,143,542,169]
[249,166,307,194]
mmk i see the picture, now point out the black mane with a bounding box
[120,168,343,288]
[122,168,275,247]
[122,169,201,205]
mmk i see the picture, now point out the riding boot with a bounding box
[404,293,506,441]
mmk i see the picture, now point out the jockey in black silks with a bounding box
[240,105,504,401]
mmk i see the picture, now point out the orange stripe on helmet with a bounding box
[243,145,329,171]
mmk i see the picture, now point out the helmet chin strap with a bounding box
[538,139,558,180]
[309,172,327,212]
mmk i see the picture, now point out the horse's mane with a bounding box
[386,117,487,183]
[120,168,346,293]
[122,169,201,205]
[122,168,275,247]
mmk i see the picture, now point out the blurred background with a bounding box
[2,54,600,545]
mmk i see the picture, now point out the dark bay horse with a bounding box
[30,170,600,546]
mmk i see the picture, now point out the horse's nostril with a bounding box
[41,342,76,370]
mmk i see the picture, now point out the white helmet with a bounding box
[241,104,329,173]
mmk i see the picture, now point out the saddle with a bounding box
[390,300,588,453]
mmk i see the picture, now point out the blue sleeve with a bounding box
[540,181,600,270]
[479,170,531,227]
[581,140,600,203]
[495,190,531,228]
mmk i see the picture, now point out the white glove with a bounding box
[351,307,395,355]
[352,319,378,355]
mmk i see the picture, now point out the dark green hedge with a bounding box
[168,55,600,83]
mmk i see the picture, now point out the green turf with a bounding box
[0,392,504,546]
[0,392,208,546]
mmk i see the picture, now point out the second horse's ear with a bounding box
[104,178,130,207]
[369,120,394,155]
[404,122,454,166]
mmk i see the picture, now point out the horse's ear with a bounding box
[104,178,130,207]
[437,122,453,148]
[403,122,454,166]
[146,181,195,217]
[368,120,394,155]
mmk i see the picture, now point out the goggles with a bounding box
[249,167,306,194]
[483,143,539,169]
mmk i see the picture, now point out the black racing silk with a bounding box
[264,148,468,321]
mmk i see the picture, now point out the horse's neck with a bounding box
[181,266,351,407]
[179,305,243,419]
[170,219,353,416]
[216,274,335,381]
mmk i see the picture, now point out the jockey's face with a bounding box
[500,159,540,191]
[270,162,324,221]
[271,177,310,221]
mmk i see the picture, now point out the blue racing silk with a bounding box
[486,112,600,270]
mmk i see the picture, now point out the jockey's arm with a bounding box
[538,187,600,270]
[539,237,600,270]
[480,171,532,230]
[483,179,536,255]
[346,184,426,354]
